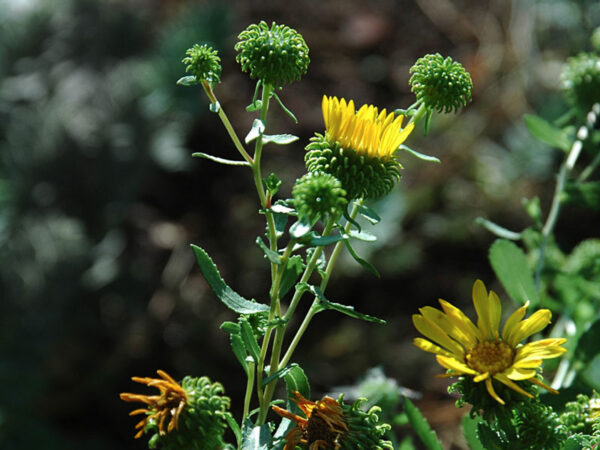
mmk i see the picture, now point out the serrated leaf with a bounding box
[192,152,250,167]
[191,244,269,314]
[476,217,522,240]
[220,321,241,334]
[230,333,248,374]
[279,255,304,298]
[462,415,485,450]
[564,182,600,211]
[240,318,261,364]
[344,240,380,278]
[402,397,443,450]
[524,114,571,151]
[356,203,381,224]
[575,318,600,362]
[176,75,197,86]
[256,237,281,264]
[241,420,271,450]
[400,144,441,163]
[245,119,265,144]
[489,239,538,306]
[262,134,299,145]
[476,422,506,450]
[305,284,386,324]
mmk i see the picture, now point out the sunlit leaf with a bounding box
[402,397,443,450]
[524,114,571,152]
[489,239,538,306]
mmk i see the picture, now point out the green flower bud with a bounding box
[182,44,222,85]
[409,53,473,113]
[561,52,600,114]
[292,172,347,223]
[235,21,310,87]
[338,396,393,450]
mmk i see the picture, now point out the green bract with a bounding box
[561,52,600,114]
[338,396,394,450]
[409,53,473,113]
[235,21,309,87]
[305,133,402,200]
[182,44,222,85]
[146,376,231,450]
[292,172,347,223]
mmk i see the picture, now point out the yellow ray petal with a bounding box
[528,377,559,394]
[501,301,529,341]
[506,309,552,347]
[438,299,483,342]
[485,378,505,405]
[472,279,493,339]
[487,290,502,340]
[413,337,455,357]
[412,314,465,357]
[502,367,537,380]
[436,355,478,375]
[494,373,534,399]
[473,372,490,382]
[419,306,477,348]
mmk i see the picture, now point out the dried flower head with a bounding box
[235,21,309,87]
[413,280,566,406]
[305,96,414,200]
[409,53,473,113]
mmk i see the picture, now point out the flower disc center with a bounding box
[466,341,514,375]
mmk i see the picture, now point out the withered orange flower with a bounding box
[273,391,348,450]
[120,369,187,439]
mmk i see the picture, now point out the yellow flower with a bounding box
[273,391,348,449]
[322,96,414,161]
[120,370,187,439]
[413,280,567,405]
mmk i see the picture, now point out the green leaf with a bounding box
[564,182,600,211]
[241,420,271,450]
[220,321,241,334]
[400,144,441,163]
[356,202,381,224]
[476,217,522,240]
[300,233,346,247]
[462,415,485,450]
[245,119,265,144]
[192,152,250,167]
[246,100,263,112]
[522,196,543,227]
[344,240,380,278]
[575,318,600,362]
[256,237,281,264]
[283,364,310,399]
[191,244,269,314]
[278,255,304,298]
[240,318,261,364]
[488,239,538,306]
[262,134,299,145]
[305,284,386,324]
[343,206,362,232]
[176,75,197,86]
[476,422,506,450]
[524,114,571,152]
[348,229,377,242]
[264,173,282,195]
[225,413,242,449]
[402,397,443,450]
[230,333,249,374]
[289,220,312,239]
[272,92,298,123]
[261,363,302,387]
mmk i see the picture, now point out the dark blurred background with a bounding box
[1,0,598,448]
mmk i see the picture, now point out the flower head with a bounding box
[120,371,231,449]
[293,172,347,223]
[182,44,222,85]
[273,391,348,449]
[561,52,600,114]
[305,96,414,199]
[412,280,567,405]
[235,21,309,87]
[409,53,473,113]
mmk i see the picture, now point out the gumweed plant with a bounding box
[118,20,599,449]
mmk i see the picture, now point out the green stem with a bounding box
[256,214,339,424]
[578,150,600,182]
[407,102,427,126]
[201,81,253,165]
[242,361,255,426]
[279,203,360,369]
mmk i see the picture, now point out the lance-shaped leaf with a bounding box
[240,318,262,364]
[242,419,271,450]
[191,244,269,314]
[262,134,299,145]
[245,119,266,144]
[256,237,281,264]
[301,283,386,324]
[344,240,380,278]
[356,202,381,224]
[488,239,538,306]
[229,332,249,374]
[192,152,250,167]
[278,255,304,298]
[403,397,443,450]
[524,114,571,152]
[400,144,441,163]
